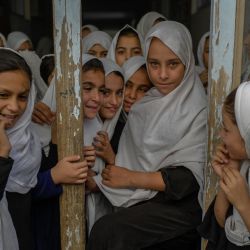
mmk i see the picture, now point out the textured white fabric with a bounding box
[7,31,32,51]
[225,81,250,246]
[87,58,124,233]
[19,50,48,101]
[136,11,166,39]
[82,31,112,54]
[122,55,146,83]
[106,24,144,63]
[95,21,207,207]
[82,24,99,33]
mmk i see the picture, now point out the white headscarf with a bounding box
[196,31,210,74]
[95,21,207,208]
[87,58,124,233]
[0,48,42,249]
[106,24,144,63]
[0,33,6,47]
[136,11,166,39]
[82,24,99,33]
[7,31,32,51]
[82,31,112,54]
[225,82,250,246]
[120,55,147,121]
[19,50,48,101]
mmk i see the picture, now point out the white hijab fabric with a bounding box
[95,21,207,208]
[7,31,32,51]
[82,24,99,33]
[136,11,166,39]
[82,31,112,54]
[0,33,6,47]
[87,58,124,233]
[0,48,42,249]
[106,24,144,63]
[19,50,48,101]
[122,55,146,83]
[196,31,210,73]
[225,82,250,246]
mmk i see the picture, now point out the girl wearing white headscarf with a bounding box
[196,31,210,90]
[0,48,42,250]
[199,82,250,249]
[81,24,99,38]
[136,11,167,39]
[86,58,124,234]
[82,31,112,58]
[110,55,152,153]
[7,31,33,51]
[0,33,6,47]
[107,24,144,66]
[87,21,207,250]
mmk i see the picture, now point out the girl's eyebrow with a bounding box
[82,81,94,86]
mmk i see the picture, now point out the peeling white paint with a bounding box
[73,105,80,120]
[59,113,63,124]
[65,226,73,250]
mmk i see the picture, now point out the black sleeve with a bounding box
[0,156,13,200]
[159,166,200,200]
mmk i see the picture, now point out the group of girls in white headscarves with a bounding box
[0,10,249,250]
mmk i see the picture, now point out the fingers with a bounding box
[32,102,55,125]
[63,155,81,162]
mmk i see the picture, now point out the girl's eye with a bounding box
[99,87,106,94]
[116,50,125,55]
[149,61,158,68]
[116,90,123,97]
[83,86,92,91]
[168,62,179,68]
[18,95,28,101]
[138,87,149,93]
[132,49,142,55]
[0,93,8,98]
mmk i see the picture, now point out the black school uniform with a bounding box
[87,166,202,250]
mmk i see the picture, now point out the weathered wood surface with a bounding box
[53,0,85,249]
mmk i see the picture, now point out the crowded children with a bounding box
[87,20,207,250]
[32,54,104,250]
[82,31,112,58]
[198,82,250,249]
[86,57,124,234]
[107,24,144,66]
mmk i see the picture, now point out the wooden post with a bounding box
[202,0,245,249]
[52,1,85,249]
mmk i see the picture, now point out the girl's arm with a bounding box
[102,165,199,200]
[214,188,230,228]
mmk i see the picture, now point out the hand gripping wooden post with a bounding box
[52,1,85,249]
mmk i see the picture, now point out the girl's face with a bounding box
[203,37,209,69]
[17,40,33,51]
[123,67,151,113]
[99,72,124,120]
[82,69,105,119]
[147,37,185,96]
[0,70,30,129]
[115,35,142,66]
[88,44,108,58]
[220,109,247,160]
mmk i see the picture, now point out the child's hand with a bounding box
[32,102,56,125]
[93,131,115,164]
[51,155,88,184]
[86,169,99,193]
[212,144,229,177]
[0,120,11,158]
[220,167,250,211]
[102,165,131,189]
[199,69,208,88]
[83,146,96,168]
